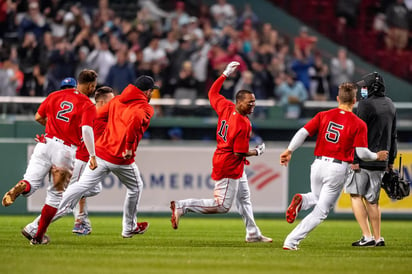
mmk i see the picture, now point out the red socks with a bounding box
[34,204,58,241]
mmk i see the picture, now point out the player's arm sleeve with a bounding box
[208,75,229,114]
[355,147,377,161]
[287,128,309,151]
[82,125,96,157]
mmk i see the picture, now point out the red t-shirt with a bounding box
[75,118,107,162]
[37,88,96,147]
[304,108,368,163]
[209,75,251,180]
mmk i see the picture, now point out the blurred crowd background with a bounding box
[0,0,411,119]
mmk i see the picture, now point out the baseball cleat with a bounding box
[122,222,149,238]
[246,235,273,243]
[352,236,376,247]
[30,235,50,245]
[286,194,303,224]
[72,223,91,235]
[2,181,27,207]
[21,228,34,241]
[375,237,385,247]
[283,245,298,251]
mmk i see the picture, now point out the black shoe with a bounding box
[352,236,375,247]
[375,237,385,246]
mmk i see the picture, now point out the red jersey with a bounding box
[304,108,368,162]
[209,75,251,180]
[95,84,154,165]
[75,118,107,162]
[37,88,96,147]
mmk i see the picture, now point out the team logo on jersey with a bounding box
[246,163,280,190]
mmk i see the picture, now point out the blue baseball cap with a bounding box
[60,77,77,89]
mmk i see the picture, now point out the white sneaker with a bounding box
[246,235,273,243]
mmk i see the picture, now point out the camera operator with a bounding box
[345,72,397,247]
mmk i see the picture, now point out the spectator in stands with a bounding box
[335,0,361,41]
[385,0,410,52]
[0,47,22,98]
[251,57,273,100]
[165,35,196,97]
[290,47,314,93]
[173,60,198,115]
[236,3,259,30]
[142,35,168,67]
[18,1,50,42]
[17,31,40,96]
[31,64,47,97]
[210,0,236,29]
[234,70,254,99]
[106,48,136,94]
[190,36,211,98]
[75,46,91,78]
[260,23,274,45]
[49,9,66,40]
[47,38,76,85]
[268,54,285,87]
[214,42,248,74]
[275,70,308,119]
[164,1,190,32]
[0,0,18,42]
[330,47,355,99]
[294,26,317,57]
[308,52,330,101]
[86,34,116,85]
[159,31,179,57]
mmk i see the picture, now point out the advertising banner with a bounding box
[27,145,288,213]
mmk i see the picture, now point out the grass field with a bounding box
[0,215,411,274]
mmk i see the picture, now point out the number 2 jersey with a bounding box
[209,75,251,180]
[37,88,96,147]
[304,108,368,163]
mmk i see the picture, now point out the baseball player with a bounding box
[2,70,98,245]
[22,84,114,237]
[170,61,272,243]
[71,86,115,235]
[345,72,397,247]
[280,82,388,250]
[26,75,157,242]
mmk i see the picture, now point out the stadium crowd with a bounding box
[0,0,358,118]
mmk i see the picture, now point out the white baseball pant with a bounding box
[25,158,103,233]
[53,156,144,236]
[284,158,349,248]
[174,171,262,239]
[22,137,76,207]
